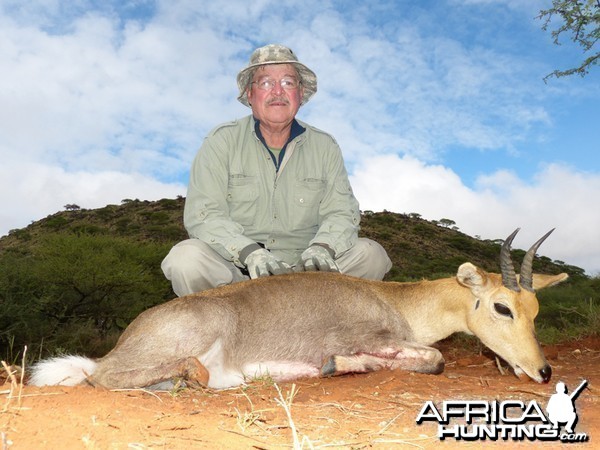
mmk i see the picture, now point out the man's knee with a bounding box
[162,240,206,279]
[358,238,392,278]
[162,239,238,296]
[337,238,391,280]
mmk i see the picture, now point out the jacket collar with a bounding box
[253,117,306,171]
[252,117,306,147]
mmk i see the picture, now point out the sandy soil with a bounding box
[1,338,598,449]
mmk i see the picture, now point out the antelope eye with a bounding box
[494,303,514,319]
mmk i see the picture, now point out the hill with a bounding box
[0,198,595,361]
[0,197,584,280]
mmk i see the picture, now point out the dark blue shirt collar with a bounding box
[253,118,306,170]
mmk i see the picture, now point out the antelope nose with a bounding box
[539,365,552,383]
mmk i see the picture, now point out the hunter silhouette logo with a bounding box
[416,379,590,442]
[546,380,587,435]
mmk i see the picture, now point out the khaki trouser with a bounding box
[161,238,392,297]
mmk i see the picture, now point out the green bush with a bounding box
[42,215,68,230]
[536,278,599,343]
[0,233,174,360]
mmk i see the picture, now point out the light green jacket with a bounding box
[183,115,360,266]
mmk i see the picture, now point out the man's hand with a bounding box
[244,248,292,279]
[298,245,339,272]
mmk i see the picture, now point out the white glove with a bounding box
[244,248,292,279]
[299,245,339,272]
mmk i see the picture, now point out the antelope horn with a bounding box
[519,228,555,292]
[500,228,521,292]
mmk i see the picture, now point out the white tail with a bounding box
[29,355,97,386]
[29,229,568,390]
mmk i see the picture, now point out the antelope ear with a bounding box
[457,263,487,288]
[531,273,569,290]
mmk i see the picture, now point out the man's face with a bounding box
[247,64,304,129]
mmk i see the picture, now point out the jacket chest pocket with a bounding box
[227,175,258,226]
[294,179,326,208]
[292,178,326,231]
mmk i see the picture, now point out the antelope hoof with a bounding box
[430,359,445,375]
[185,360,210,387]
[423,352,445,374]
[321,356,337,377]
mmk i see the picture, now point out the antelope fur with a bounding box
[29,230,568,389]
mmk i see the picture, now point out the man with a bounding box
[162,44,391,296]
[546,381,580,434]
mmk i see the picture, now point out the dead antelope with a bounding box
[29,229,567,389]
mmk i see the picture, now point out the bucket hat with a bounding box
[237,44,317,107]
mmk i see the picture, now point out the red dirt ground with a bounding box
[1,338,598,449]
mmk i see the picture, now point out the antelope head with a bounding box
[457,229,568,383]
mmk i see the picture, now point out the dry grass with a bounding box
[1,346,27,414]
[215,379,440,449]
[274,383,316,449]
[1,347,28,450]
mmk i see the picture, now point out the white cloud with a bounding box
[351,155,600,275]
[0,162,185,234]
[0,7,244,171]
[297,15,555,165]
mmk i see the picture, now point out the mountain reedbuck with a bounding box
[30,229,568,389]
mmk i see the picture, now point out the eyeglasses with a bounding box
[251,77,301,91]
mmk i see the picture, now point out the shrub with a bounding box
[0,233,173,358]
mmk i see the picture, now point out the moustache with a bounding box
[267,97,289,105]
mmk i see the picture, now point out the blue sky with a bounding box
[1,0,599,274]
